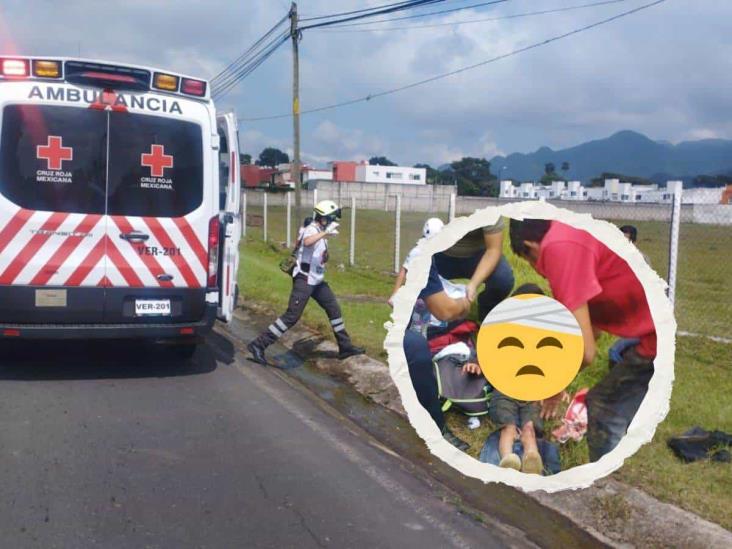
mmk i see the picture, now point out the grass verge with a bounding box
[239,225,732,530]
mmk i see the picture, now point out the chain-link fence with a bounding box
[243,186,730,341]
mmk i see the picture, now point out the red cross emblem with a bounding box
[37,136,73,170]
[141,144,174,177]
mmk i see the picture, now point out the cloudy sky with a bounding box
[2,0,729,166]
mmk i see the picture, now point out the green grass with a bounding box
[246,205,731,339]
[239,210,732,529]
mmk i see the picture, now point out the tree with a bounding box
[240,153,252,165]
[414,163,453,185]
[561,161,570,174]
[257,147,289,168]
[450,157,498,197]
[541,161,564,184]
[369,156,397,166]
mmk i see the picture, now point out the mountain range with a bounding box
[486,130,732,185]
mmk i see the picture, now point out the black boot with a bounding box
[247,341,268,365]
[338,345,365,360]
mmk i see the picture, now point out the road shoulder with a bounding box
[230,304,732,548]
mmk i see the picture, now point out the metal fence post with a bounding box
[241,190,247,237]
[449,192,456,221]
[394,194,401,274]
[667,180,683,306]
[286,192,292,248]
[263,192,268,242]
[349,195,356,266]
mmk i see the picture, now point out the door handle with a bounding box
[120,231,149,242]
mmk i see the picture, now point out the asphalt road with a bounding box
[0,331,523,548]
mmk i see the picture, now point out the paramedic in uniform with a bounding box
[248,200,365,364]
[434,217,514,321]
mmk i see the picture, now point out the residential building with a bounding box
[241,164,276,188]
[682,187,726,205]
[500,180,516,198]
[331,161,359,182]
[355,163,426,185]
[721,185,732,205]
[302,167,333,184]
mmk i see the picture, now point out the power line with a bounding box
[212,31,290,100]
[212,29,289,97]
[300,0,438,22]
[239,0,667,121]
[299,0,447,31]
[321,0,630,33]
[211,13,289,86]
[317,0,509,29]
[211,1,449,99]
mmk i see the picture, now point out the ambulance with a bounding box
[0,56,241,357]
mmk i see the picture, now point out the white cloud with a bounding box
[4,0,732,167]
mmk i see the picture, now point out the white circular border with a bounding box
[384,201,676,492]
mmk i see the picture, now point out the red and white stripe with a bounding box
[0,205,208,289]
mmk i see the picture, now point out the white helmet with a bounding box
[313,200,341,222]
[422,218,444,239]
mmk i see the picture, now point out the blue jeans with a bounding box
[403,330,444,432]
[479,429,562,475]
[434,252,514,321]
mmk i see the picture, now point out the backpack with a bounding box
[279,242,300,275]
[427,320,480,355]
[432,342,491,417]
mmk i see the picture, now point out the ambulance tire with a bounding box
[234,284,240,309]
[171,342,197,360]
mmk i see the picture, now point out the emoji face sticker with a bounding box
[477,294,584,401]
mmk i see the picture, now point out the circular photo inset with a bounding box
[385,201,675,492]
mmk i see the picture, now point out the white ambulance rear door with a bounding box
[216,112,241,322]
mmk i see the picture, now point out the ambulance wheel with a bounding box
[234,284,240,308]
[171,342,197,360]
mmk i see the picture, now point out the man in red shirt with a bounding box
[509,219,656,462]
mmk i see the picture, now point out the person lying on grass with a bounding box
[488,283,546,474]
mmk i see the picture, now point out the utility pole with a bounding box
[290,2,302,228]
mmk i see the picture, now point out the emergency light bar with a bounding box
[66,61,150,92]
[0,56,209,99]
[1,58,29,77]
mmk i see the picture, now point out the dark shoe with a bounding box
[442,426,470,452]
[247,342,267,365]
[338,346,365,360]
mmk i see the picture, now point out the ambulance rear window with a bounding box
[107,112,203,217]
[0,104,107,214]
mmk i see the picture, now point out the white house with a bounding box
[519,182,537,198]
[586,187,605,201]
[355,163,426,185]
[302,167,333,184]
[562,181,587,200]
[500,180,516,198]
[682,187,726,204]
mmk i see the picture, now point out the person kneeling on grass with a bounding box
[509,219,656,462]
[247,200,365,365]
[488,283,545,474]
[404,256,474,451]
